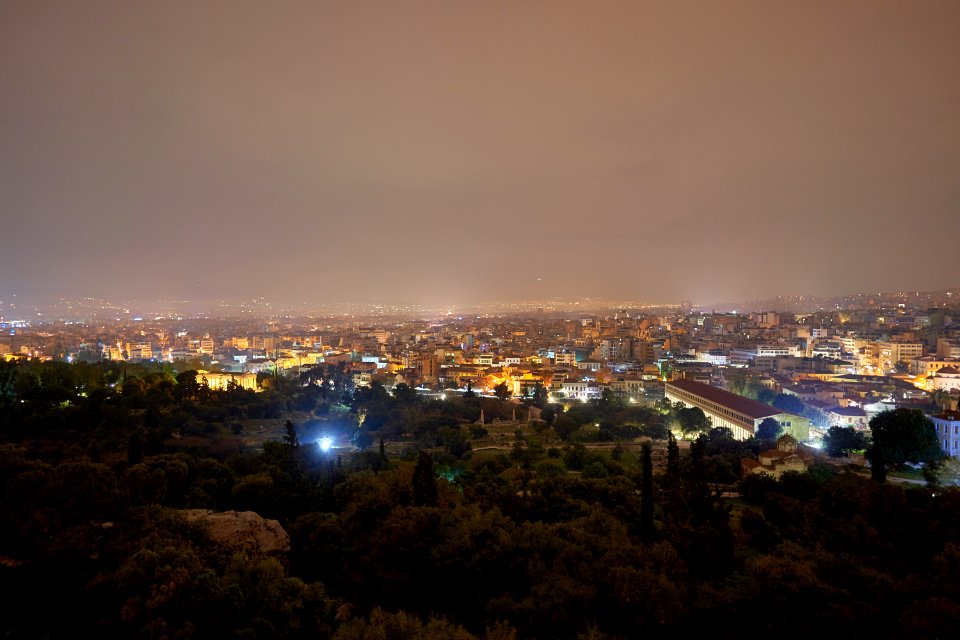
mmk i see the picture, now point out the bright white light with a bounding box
[317,436,333,452]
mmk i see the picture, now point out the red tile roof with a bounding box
[666,378,783,420]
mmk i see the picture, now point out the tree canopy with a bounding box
[757,417,782,442]
[866,408,942,483]
[3,358,960,639]
[823,426,869,458]
[675,406,711,438]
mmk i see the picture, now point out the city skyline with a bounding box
[3,1,959,306]
[1,288,958,329]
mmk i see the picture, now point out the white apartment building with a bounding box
[932,411,960,458]
[559,381,602,402]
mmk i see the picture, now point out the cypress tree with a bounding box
[127,431,143,465]
[413,450,439,507]
[666,431,680,484]
[664,431,684,522]
[689,437,709,523]
[640,442,655,542]
[283,419,299,448]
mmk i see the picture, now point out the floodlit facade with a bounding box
[876,341,924,372]
[665,378,809,441]
[931,411,960,458]
[560,381,602,402]
[932,367,960,392]
[197,370,259,391]
[910,357,960,377]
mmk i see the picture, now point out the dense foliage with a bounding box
[2,359,959,639]
[866,408,943,483]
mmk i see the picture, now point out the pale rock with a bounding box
[183,509,291,554]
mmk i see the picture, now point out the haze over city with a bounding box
[7,4,960,637]
[3,1,959,307]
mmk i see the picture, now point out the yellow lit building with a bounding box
[197,370,259,391]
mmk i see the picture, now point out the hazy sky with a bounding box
[2,1,958,307]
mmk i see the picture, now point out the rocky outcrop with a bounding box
[183,509,290,555]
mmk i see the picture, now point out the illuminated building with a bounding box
[631,340,655,364]
[417,355,440,383]
[665,378,810,441]
[103,345,124,360]
[826,406,868,430]
[741,435,815,478]
[125,342,153,361]
[910,356,960,377]
[875,341,924,372]
[750,311,782,328]
[696,349,728,365]
[576,359,603,372]
[730,345,801,366]
[810,340,844,359]
[441,365,486,387]
[608,378,647,402]
[196,370,258,391]
[931,411,960,458]
[559,381,601,402]
[352,371,373,388]
[932,367,960,392]
[936,338,960,359]
[599,337,633,363]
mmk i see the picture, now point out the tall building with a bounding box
[937,338,960,359]
[417,355,439,383]
[875,341,924,371]
[599,337,632,363]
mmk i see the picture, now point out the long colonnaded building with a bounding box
[665,378,809,441]
[196,370,259,392]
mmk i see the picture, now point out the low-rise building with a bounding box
[910,357,960,377]
[559,381,602,402]
[827,405,868,430]
[741,435,816,478]
[932,367,960,392]
[665,378,809,441]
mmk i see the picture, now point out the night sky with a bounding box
[2,1,958,307]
